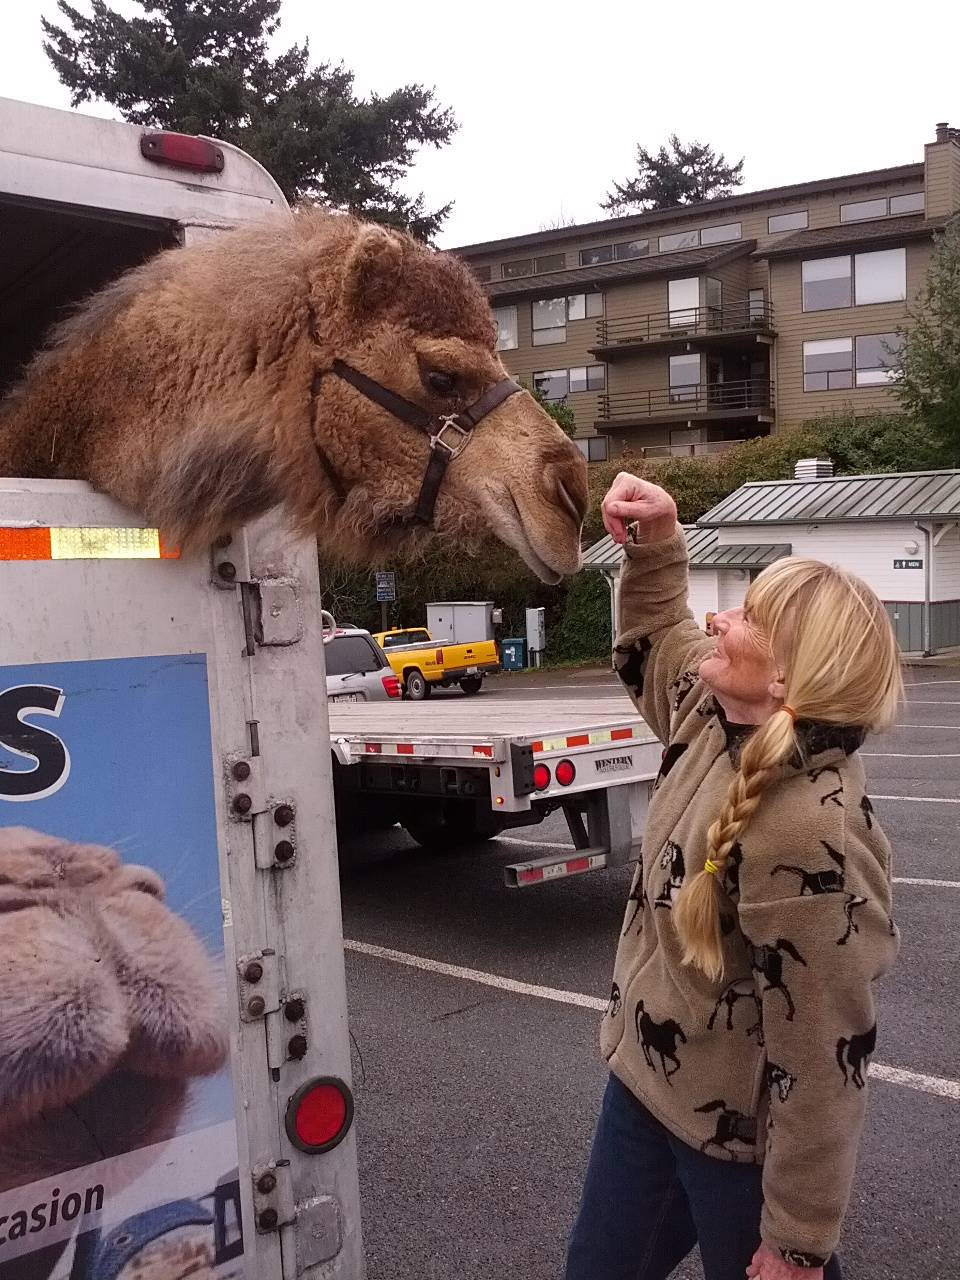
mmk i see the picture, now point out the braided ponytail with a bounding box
[673,709,797,981]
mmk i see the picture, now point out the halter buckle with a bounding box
[431,416,472,459]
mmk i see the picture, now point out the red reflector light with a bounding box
[555,759,576,786]
[141,132,225,173]
[382,674,401,698]
[285,1077,354,1153]
[533,763,551,791]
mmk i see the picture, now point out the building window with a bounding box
[768,210,808,233]
[535,253,565,273]
[574,436,609,462]
[705,277,723,312]
[890,191,925,215]
[659,229,700,254]
[668,277,699,327]
[533,369,569,400]
[532,294,602,345]
[803,248,906,310]
[840,198,888,223]
[854,248,906,306]
[569,365,606,392]
[841,193,925,222]
[669,353,701,402]
[502,258,533,279]
[532,297,567,345]
[493,306,518,351]
[855,332,903,385]
[700,222,742,246]
[802,255,852,311]
[748,288,765,321]
[579,240,649,266]
[803,338,853,391]
[472,263,492,282]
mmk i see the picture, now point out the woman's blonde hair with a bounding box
[673,557,902,981]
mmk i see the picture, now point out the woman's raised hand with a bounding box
[601,473,678,546]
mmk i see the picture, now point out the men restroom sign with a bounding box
[893,558,923,569]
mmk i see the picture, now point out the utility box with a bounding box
[426,600,495,644]
[525,606,546,667]
[501,638,527,671]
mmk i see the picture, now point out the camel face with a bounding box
[307,225,589,582]
[0,827,227,1190]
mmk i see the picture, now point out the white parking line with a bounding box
[900,700,960,705]
[862,752,960,758]
[497,835,578,850]
[345,940,960,1102]
[903,679,960,686]
[873,794,960,804]
[894,724,960,729]
[893,876,960,888]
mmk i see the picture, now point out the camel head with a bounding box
[298,219,589,583]
[0,211,588,582]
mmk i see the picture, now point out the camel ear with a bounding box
[341,226,406,316]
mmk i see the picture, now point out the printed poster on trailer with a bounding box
[0,654,244,1280]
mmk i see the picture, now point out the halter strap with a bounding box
[312,359,523,528]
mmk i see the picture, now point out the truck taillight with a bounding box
[533,763,551,791]
[555,759,576,786]
[382,674,401,699]
[435,649,443,663]
[285,1077,354,1153]
[140,132,225,173]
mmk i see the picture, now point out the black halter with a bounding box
[311,360,523,528]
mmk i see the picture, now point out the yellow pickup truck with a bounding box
[372,627,501,699]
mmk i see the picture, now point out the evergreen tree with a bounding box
[42,0,456,239]
[895,219,960,464]
[603,135,744,214]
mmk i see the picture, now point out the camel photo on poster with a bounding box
[0,654,243,1279]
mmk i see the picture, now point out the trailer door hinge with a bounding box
[237,948,280,1022]
[225,753,267,820]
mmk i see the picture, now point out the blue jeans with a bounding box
[565,1075,843,1280]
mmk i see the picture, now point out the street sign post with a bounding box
[375,570,396,631]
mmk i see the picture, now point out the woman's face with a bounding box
[699,605,784,718]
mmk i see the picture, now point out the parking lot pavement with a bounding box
[340,669,960,1280]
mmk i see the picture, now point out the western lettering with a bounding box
[7,1210,27,1240]
[84,1185,104,1214]
[48,1187,60,1228]
[29,1204,46,1232]
[0,685,70,801]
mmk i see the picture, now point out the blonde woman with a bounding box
[565,474,900,1280]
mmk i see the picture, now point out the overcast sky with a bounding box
[2,0,957,249]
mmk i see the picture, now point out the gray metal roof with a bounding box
[699,469,960,527]
[582,526,791,571]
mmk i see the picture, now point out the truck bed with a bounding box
[328,693,656,745]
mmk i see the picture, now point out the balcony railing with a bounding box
[595,300,776,348]
[598,379,774,422]
[631,438,756,459]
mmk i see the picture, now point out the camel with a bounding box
[0,209,587,583]
[0,827,228,1196]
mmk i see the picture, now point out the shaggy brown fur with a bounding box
[0,210,587,582]
[0,828,227,1193]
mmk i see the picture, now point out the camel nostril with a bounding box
[557,479,584,528]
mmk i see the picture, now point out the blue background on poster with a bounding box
[0,653,233,1131]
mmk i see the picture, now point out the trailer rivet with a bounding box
[284,997,305,1022]
[244,961,264,984]
[247,996,266,1017]
[274,840,295,864]
[232,760,251,781]
[287,1034,308,1060]
[256,1172,276,1194]
[258,1208,279,1231]
[273,804,295,827]
[232,793,252,815]
[218,561,237,581]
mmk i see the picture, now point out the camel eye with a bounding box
[425,370,457,397]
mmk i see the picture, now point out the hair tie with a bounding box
[703,858,720,876]
[782,705,798,721]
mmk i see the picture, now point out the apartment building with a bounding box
[451,124,960,463]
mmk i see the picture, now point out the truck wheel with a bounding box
[459,676,483,695]
[404,669,430,700]
[402,801,497,851]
